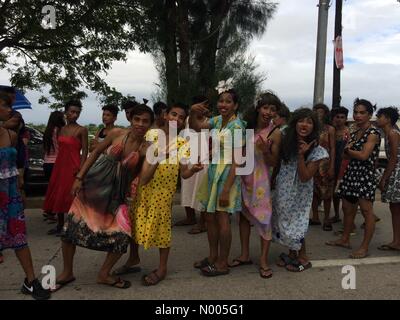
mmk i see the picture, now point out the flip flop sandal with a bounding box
[51,277,76,292]
[174,220,197,227]
[329,216,342,224]
[142,271,165,286]
[112,265,141,276]
[286,260,312,272]
[193,257,211,269]
[276,252,296,267]
[377,244,400,251]
[259,267,273,279]
[325,241,352,249]
[323,223,333,231]
[188,227,207,235]
[201,264,230,277]
[228,259,253,268]
[104,278,131,289]
[309,219,322,226]
[349,252,369,259]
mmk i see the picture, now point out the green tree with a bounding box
[0,0,150,108]
[145,0,277,106]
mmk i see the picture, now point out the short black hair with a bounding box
[277,102,291,119]
[153,101,168,116]
[0,92,12,107]
[102,104,119,117]
[331,106,349,118]
[121,100,138,111]
[167,102,189,116]
[377,107,399,126]
[65,100,83,112]
[353,98,376,115]
[192,95,209,105]
[130,104,155,124]
[0,86,16,95]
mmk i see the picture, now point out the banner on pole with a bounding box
[334,36,344,70]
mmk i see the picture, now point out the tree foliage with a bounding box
[0,0,150,108]
[146,0,277,108]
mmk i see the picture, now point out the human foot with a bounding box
[97,276,131,289]
[174,219,197,226]
[326,239,352,249]
[142,269,166,286]
[349,248,369,259]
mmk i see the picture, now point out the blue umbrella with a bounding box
[0,85,32,110]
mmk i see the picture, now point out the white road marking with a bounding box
[311,256,400,268]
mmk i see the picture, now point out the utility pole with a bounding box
[313,0,330,106]
[332,0,343,108]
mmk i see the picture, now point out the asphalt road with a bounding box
[1,200,399,300]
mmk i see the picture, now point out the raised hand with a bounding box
[298,140,316,156]
[190,101,209,116]
[257,135,273,154]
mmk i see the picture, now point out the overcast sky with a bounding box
[1,0,399,126]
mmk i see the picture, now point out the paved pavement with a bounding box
[1,197,400,300]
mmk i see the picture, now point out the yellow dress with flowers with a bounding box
[131,129,189,249]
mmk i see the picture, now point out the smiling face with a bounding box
[257,104,277,127]
[296,117,314,139]
[164,107,187,130]
[217,92,237,118]
[353,104,371,126]
[130,112,152,137]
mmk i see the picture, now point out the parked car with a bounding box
[25,126,48,195]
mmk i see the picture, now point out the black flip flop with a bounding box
[51,277,76,292]
[286,260,312,272]
[228,259,253,268]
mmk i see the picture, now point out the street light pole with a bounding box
[332,0,343,108]
[313,0,330,106]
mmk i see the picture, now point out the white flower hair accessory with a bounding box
[215,78,234,94]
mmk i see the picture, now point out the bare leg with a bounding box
[204,212,218,265]
[14,247,36,283]
[260,237,271,270]
[311,194,320,222]
[215,212,231,271]
[175,207,196,226]
[56,240,76,282]
[142,247,169,285]
[327,198,356,247]
[333,193,341,219]
[390,203,400,247]
[123,240,140,267]
[323,198,333,223]
[352,199,375,258]
[297,241,309,264]
[97,252,125,285]
[230,213,250,264]
[188,211,207,234]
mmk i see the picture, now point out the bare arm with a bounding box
[89,129,101,152]
[380,131,399,185]
[189,103,210,132]
[345,133,380,161]
[80,127,89,167]
[262,129,282,167]
[328,126,336,177]
[298,155,321,183]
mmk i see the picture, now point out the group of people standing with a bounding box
[1,83,399,299]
